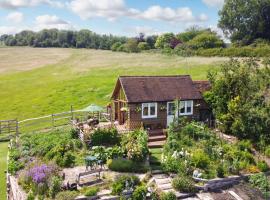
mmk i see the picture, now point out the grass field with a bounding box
[0,142,8,199]
[0,47,228,121]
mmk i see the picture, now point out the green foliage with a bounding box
[257,161,269,172]
[265,147,270,158]
[155,33,175,49]
[111,42,123,51]
[172,174,197,193]
[121,130,149,162]
[132,185,147,200]
[191,149,210,169]
[107,158,149,173]
[111,175,140,195]
[84,187,99,197]
[187,32,224,49]
[26,191,35,200]
[91,128,120,146]
[176,27,206,42]
[138,42,150,51]
[218,0,270,44]
[125,38,140,53]
[8,160,24,175]
[160,191,177,200]
[205,59,270,143]
[49,176,62,198]
[55,191,79,200]
[216,165,225,178]
[249,173,270,198]
[162,156,187,174]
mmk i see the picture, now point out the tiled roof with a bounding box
[117,75,204,103]
[193,80,211,94]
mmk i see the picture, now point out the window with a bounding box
[142,103,157,118]
[167,102,175,115]
[179,100,193,115]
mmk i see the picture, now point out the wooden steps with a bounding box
[147,129,167,148]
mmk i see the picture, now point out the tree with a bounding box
[155,33,175,49]
[125,38,139,53]
[146,35,157,49]
[111,42,122,51]
[204,59,270,143]
[176,27,208,42]
[187,32,225,49]
[218,0,270,44]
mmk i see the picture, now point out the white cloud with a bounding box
[69,0,208,24]
[0,26,21,35]
[127,26,164,36]
[0,0,64,9]
[6,12,24,23]
[202,0,224,7]
[34,15,74,30]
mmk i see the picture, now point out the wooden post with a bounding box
[15,119,19,144]
[71,105,74,120]
[52,114,55,128]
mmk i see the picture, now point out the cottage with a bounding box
[110,75,212,130]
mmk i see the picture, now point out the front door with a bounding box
[167,102,175,127]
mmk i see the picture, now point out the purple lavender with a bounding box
[28,164,52,184]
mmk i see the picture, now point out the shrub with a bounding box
[121,130,149,162]
[172,175,197,193]
[138,42,150,51]
[70,128,78,139]
[249,173,270,197]
[8,160,24,175]
[132,185,147,200]
[162,156,186,174]
[160,191,177,200]
[49,176,62,198]
[237,140,252,153]
[257,161,269,172]
[55,191,79,200]
[216,165,225,178]
[84,187,99,197]
[91,128,119,146]
[112,175,140,195]
[111,42,122,51]
[246,165,260,174]
[265,147,270,158]
[26,191,35,200]
[191,150,210,169]
[107,158,149,173]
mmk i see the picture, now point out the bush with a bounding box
[91,128,119,146]
[26,191,35,200]
[107,158,149,173]
[112,175,140,195]
[265,147,270,158]
[237,140,252,153]
[249,173,270,197]
[8,160,24,175]
[84,187,99,197]
[172,175,196,193]
[160,191,177,200]
[216,165,225,178]
[121,130,149,162]
[138,42,150,51]
[162,156,186,174]
[111,42,122,51]
[55,191,78,200]
[49,176,62,198]
[191,150,210,169]
[132,185,147,200]
[257,161,269,172]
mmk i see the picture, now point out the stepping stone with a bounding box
[153,174,169,179]
[159,183,173,190]
[99,195,119,200]
[228,191,243,200]
[197,193,214,200]
[152,169,163,174]
[155,178,171,185]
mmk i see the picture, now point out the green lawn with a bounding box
[0,142,8,199]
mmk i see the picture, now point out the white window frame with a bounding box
[142,102,157,119]
[179,100,193,116]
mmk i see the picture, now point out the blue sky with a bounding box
[0,0,224,36]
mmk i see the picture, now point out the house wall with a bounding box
[127,99,210,130]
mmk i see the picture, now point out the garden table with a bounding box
[85,155,97,170]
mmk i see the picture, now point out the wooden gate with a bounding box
[0,119,18,140]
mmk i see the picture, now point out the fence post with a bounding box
[52,114,55,128]
[15,119,19,145]
[71,105,74,120]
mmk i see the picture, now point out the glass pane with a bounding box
[168,103,175,115]
[143,104,148,116]
[180,101,185,113]
[150,104,156,115]
[186,101,192,113]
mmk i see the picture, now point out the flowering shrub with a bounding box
[19,163,60,196]
[121,130,149,162]
[111,175,140,195]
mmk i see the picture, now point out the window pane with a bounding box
[150,104,156,115]
[168,103,175,115]
[143,104,148,116]
[180,101,185,113]
[186,101,192,113]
